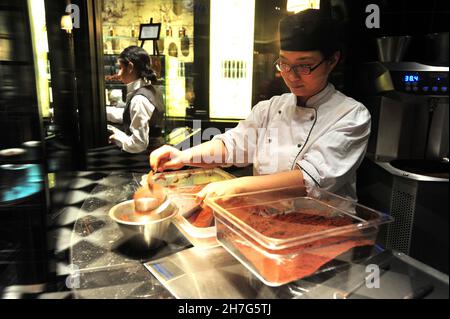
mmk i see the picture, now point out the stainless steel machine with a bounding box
[359,61,448,162]
[356,36,449,274]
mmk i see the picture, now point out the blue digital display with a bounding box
[404,74,420,83]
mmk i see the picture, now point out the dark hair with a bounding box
[279,9,341,60]
[119,46,158,83]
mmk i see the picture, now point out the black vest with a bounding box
[123,85,165,149]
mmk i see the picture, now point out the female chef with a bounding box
[149,9,371,201]
[107,46,165,153]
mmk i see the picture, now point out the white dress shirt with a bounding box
[213,83,371,200]
[106,79,156,153]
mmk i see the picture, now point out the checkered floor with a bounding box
[85,146,150,171]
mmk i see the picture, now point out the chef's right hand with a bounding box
[150,145,187,172]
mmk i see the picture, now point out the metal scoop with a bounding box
[134,170,167,214]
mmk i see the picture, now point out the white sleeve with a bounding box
[296,104,371,194]
[120,95,155,154]
[212,100,271,167]
[106,106,124,124]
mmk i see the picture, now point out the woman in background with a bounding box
[107,46,165,154]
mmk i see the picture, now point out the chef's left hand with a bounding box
[196,179,244,203]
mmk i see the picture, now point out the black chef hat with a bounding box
[279,9,340,58]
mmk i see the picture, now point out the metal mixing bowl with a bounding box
[109,199,177,249]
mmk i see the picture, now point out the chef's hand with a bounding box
[150,145,187,172]
[196,179,244,203]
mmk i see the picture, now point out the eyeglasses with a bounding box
[274,58,326,76]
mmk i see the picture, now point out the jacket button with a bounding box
[278,110,282,114]
[298,144,302,148]
[310,116,315,121]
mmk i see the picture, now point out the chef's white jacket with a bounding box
[106,79,155,153]
[213,84,371,200]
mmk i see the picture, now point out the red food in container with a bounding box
[152,168,236,248]
[205,186,393,286]
[186,206,215,228]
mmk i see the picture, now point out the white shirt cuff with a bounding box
[297,160,321,195]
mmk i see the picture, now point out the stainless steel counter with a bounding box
[69,172,191,299]
[69,171,449,299]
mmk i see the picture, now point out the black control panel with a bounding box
[392,71,449,95]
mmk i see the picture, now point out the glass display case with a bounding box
[98,0,291,123]
[101,0,195,119]
[97,0,336,134]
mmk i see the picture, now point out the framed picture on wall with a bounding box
[139,23,162,41]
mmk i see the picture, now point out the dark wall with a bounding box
[44,0,84,170]
[191,0,210,118]
[0,2,42,149]
[338,0,449,64]
[72,0,108,150]
[0,0,50,287]
[252,0,290,105]
[328,0,449,96]
[254,0,287,49]
[44,0,110,171]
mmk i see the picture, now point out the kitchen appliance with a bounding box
[356,36,449,273]
[376,36,412,63]
[358,61,448,161]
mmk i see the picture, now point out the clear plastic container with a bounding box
[141,168,235,191]
[147,168,235,248]
[205,186,394,286]
[171,195,219,249]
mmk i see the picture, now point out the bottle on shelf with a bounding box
[166,26,172,37]
[179,26,186,38]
